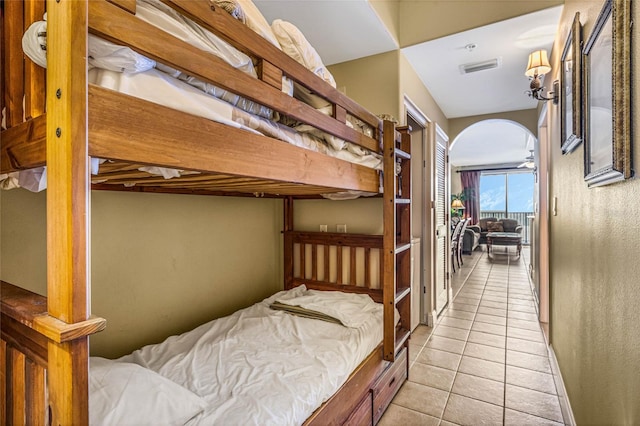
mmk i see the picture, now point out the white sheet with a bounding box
[118,286,384,425]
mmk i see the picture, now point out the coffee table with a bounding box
[486,232,522,259]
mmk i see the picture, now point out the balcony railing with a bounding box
[479,211,534,244]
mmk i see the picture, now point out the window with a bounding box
[480,171,534,242]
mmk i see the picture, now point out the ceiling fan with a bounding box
[518,150,535,169]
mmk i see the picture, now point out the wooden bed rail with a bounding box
[0,281,106,425]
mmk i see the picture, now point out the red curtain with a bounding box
[461,171,481,224]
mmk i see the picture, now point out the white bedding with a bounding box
[89,67,384,172]
[116,285,384,425]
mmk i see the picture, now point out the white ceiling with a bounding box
[253,0,398,66]
[253,1,563,168]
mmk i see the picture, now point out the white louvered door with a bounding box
[434,132,449,316]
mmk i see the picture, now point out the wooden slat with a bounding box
[0,315,48,368]
[257,60,282,90]
[4,0,24,128]
[25,359,46,426]
[46,0,90,424]
[0,340,6,426]
[10,348,26,426]
[324,245,330,281]
[88,0,379,153]
[300,243,306,280]
[350,247,357,286]
[23,0,46,120]
[106,0,136,14]
[0,115,47,172]
[87,86,380,193]
[163,0,381,131]
[337,246,343,284]
[365,248,371,289]
[283,198,294,289]
[311,244,317,281]
[289,232,383,248]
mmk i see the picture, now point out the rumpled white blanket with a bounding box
[118,285,385,425]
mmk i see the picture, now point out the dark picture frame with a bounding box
[582,0,632,187]
[560,12,582,154]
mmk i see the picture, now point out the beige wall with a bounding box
[448,109,538,144]
[369,1,400,46]
[329,50,401,120]
[1,189,284,359]
[397,0,564,47]
[399,53,449,134]
[546,1,640,424]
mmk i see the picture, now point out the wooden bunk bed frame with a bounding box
[0,1,413,424]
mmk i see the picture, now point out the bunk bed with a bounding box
[0,0,413,424]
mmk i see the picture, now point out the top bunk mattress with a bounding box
[111,285,385,425]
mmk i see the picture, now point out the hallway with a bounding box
[381,247,565,425]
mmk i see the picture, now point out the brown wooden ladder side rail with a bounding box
[383,123,412,362]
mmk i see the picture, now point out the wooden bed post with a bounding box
[44,1,92,424]
[283,196,294,290]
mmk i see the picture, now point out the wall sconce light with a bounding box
[525,50,558,104]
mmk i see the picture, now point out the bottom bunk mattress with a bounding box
[92,285,385,425]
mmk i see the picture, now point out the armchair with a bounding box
[463,226,480,254]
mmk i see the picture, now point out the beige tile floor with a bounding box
[381,246,565,425]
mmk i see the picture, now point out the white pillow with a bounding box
[89,357,207,426]
[271,19,336,88]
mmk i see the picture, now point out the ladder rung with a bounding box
[394,148,411,160]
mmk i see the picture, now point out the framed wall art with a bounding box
[582,0,632,187]
[560,12,582,154]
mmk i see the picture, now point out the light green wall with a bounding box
[0,189,283,359]
[547,1,640,424]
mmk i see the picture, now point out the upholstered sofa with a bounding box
[468,217,523,245]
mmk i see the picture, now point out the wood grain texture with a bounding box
[163,0,380,131]
[45,0,90,424]
[9,348,26,426]
[23,0,46,120]
[382,120,397,361]
[1,340,6,426]
[106,0,136,14]
[88,86,380,193]
[88,0,378,153]
[4,0,24,128]
[26,359,46,426]
[0,115,47,173]
[33,315,106,344]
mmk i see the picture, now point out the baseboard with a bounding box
[426,310,436,327]
[548,344,576,426]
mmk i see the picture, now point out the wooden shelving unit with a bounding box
[383,122,412,361]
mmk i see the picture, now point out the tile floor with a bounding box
[381,246,565,425]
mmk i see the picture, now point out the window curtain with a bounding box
[461,171,480,224]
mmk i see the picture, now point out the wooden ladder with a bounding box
[382,121,412,361]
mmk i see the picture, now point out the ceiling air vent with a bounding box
[459,58,502,75]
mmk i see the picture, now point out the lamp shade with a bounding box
[525,50,551,77]
[451,199,465,209]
